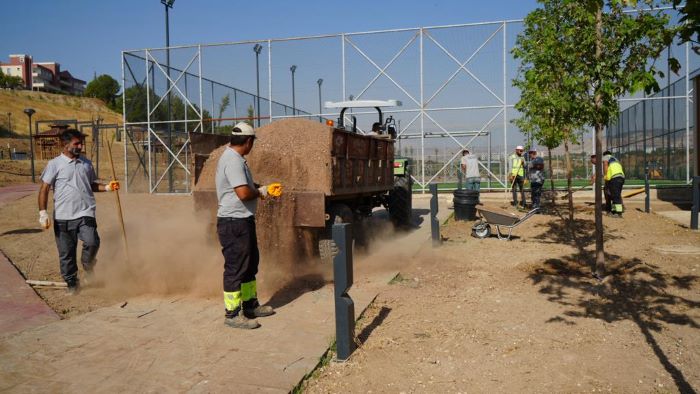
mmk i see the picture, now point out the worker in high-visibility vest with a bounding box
[590,151,625,217]
[603,150,625,217]
[508,145,526,208]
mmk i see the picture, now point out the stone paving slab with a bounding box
[657,210,699,229]
[0,270,396,393]
[0,251,59,337]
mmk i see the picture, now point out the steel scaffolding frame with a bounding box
[122,14,694,194]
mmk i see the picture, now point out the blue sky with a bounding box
[0,0,538,82]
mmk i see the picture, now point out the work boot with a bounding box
[243,299,275,318]
[66,282,80,296]
[224,314,260,330]
[82,269,94,287]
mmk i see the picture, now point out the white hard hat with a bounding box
[516,145,524,150]
[232,122,255,136]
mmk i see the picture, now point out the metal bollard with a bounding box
[692,176,700,230]
[430,183,441,246]
[332,223,356,361]
[644,168,650,213]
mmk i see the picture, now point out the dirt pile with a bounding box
[194,118,333,193]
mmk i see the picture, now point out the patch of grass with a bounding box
[292,339,336,394]
[389,272,407,285]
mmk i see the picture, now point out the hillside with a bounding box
[0,90,122,136]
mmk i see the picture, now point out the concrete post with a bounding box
[430,183,441,246]
[332,223,355,361]
[691,176,699,230]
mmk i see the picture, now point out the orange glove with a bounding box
[105,180,120,192]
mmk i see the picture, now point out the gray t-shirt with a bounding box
[216,147,257,218]
[528,157,546,184]
[41,154,97,220]
[460,154,480,179]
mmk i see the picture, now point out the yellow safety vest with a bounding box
[605,159,624,181]
[510,154,524,177]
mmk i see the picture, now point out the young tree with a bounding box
[85,74,121,109]
[513,1,587,221]
[246,105,255,127]
[216,93,231,128]
[673,0,700,53]
[516,0,675,277]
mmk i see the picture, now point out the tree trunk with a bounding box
[564,139,574,222]
[594,5,605,278]
[547,146,555,205]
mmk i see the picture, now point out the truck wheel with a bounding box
[389,176,412,228]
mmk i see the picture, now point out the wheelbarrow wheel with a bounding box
[471,222,491,239]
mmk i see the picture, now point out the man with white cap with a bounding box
[215,122,282,329]
[508,145,526,208]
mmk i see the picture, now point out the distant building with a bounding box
[0,54,86,95]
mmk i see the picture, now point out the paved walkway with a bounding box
[0,251,59,338]
[0,184,59,338]
[657,210,699,229]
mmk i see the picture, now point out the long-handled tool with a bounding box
[106,138,129,258]
[622,187,646,199]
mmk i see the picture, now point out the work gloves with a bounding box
[39,210,51,229]
[105,180,120,192]
[258,182,283,199]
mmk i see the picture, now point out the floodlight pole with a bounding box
[162,0,174,192]
[317,78,323,123]
[23,108,36,183]
[290,65,297,116]
[254,44,263,127]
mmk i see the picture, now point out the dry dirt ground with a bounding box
[302,202,700,393]
[1,187,699,392]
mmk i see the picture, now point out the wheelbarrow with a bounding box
[471,206,539,240]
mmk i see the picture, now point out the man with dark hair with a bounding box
[38,129,120,294]
[368,122,381,136]
[216,122,282,329]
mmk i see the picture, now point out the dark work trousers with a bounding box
[604,181,612,212]
[511,175,526,207]
[530,182,543,209]
[217,216,259,294]
[608,177,625,212]
[54,216,100,286]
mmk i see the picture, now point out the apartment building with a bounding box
[0,54,86,94]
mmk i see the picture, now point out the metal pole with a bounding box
[290,65,297,116]
[146,51,153,192]
[502,21,507,188]
[488,130,492,190]
[420,28,425,192]
[254,44,262,127]
[121,52,128,193]
[645,167,650,213]
[198,45,203,135]
[692,176,699,230]
[341,34,346,101]
[430,183,441,246]
[165,2,173,192]
[27,113,35,183]
[332,223,355,361]
[685,42,690,183]
[317,78,323,122]
[268,40,272,125]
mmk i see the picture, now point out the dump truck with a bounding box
[191,99,412,261]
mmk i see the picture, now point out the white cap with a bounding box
[516,145,524,150]
[232,122,255,136]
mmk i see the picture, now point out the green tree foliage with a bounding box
[216,94,230,128]
[85,74,121,111]
[673,0,700,53]
[515,0,675,276]
[0,69,24,89]
[246,105,255,127]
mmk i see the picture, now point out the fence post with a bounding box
[691,176,699,230]
[430,183,441,246]
[644,167,650,213]
[332,223,355,361]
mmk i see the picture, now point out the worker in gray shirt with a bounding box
[460,148,481,191]
[216,122,282,330]
[38,129,120,294]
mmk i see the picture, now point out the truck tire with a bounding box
[389,176,412,228]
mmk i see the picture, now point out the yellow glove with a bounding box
[267,182,283,198]
[105,180,120,192]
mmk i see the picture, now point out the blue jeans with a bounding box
[465,177,481,192]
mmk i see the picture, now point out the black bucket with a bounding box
[453,189,479,221]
